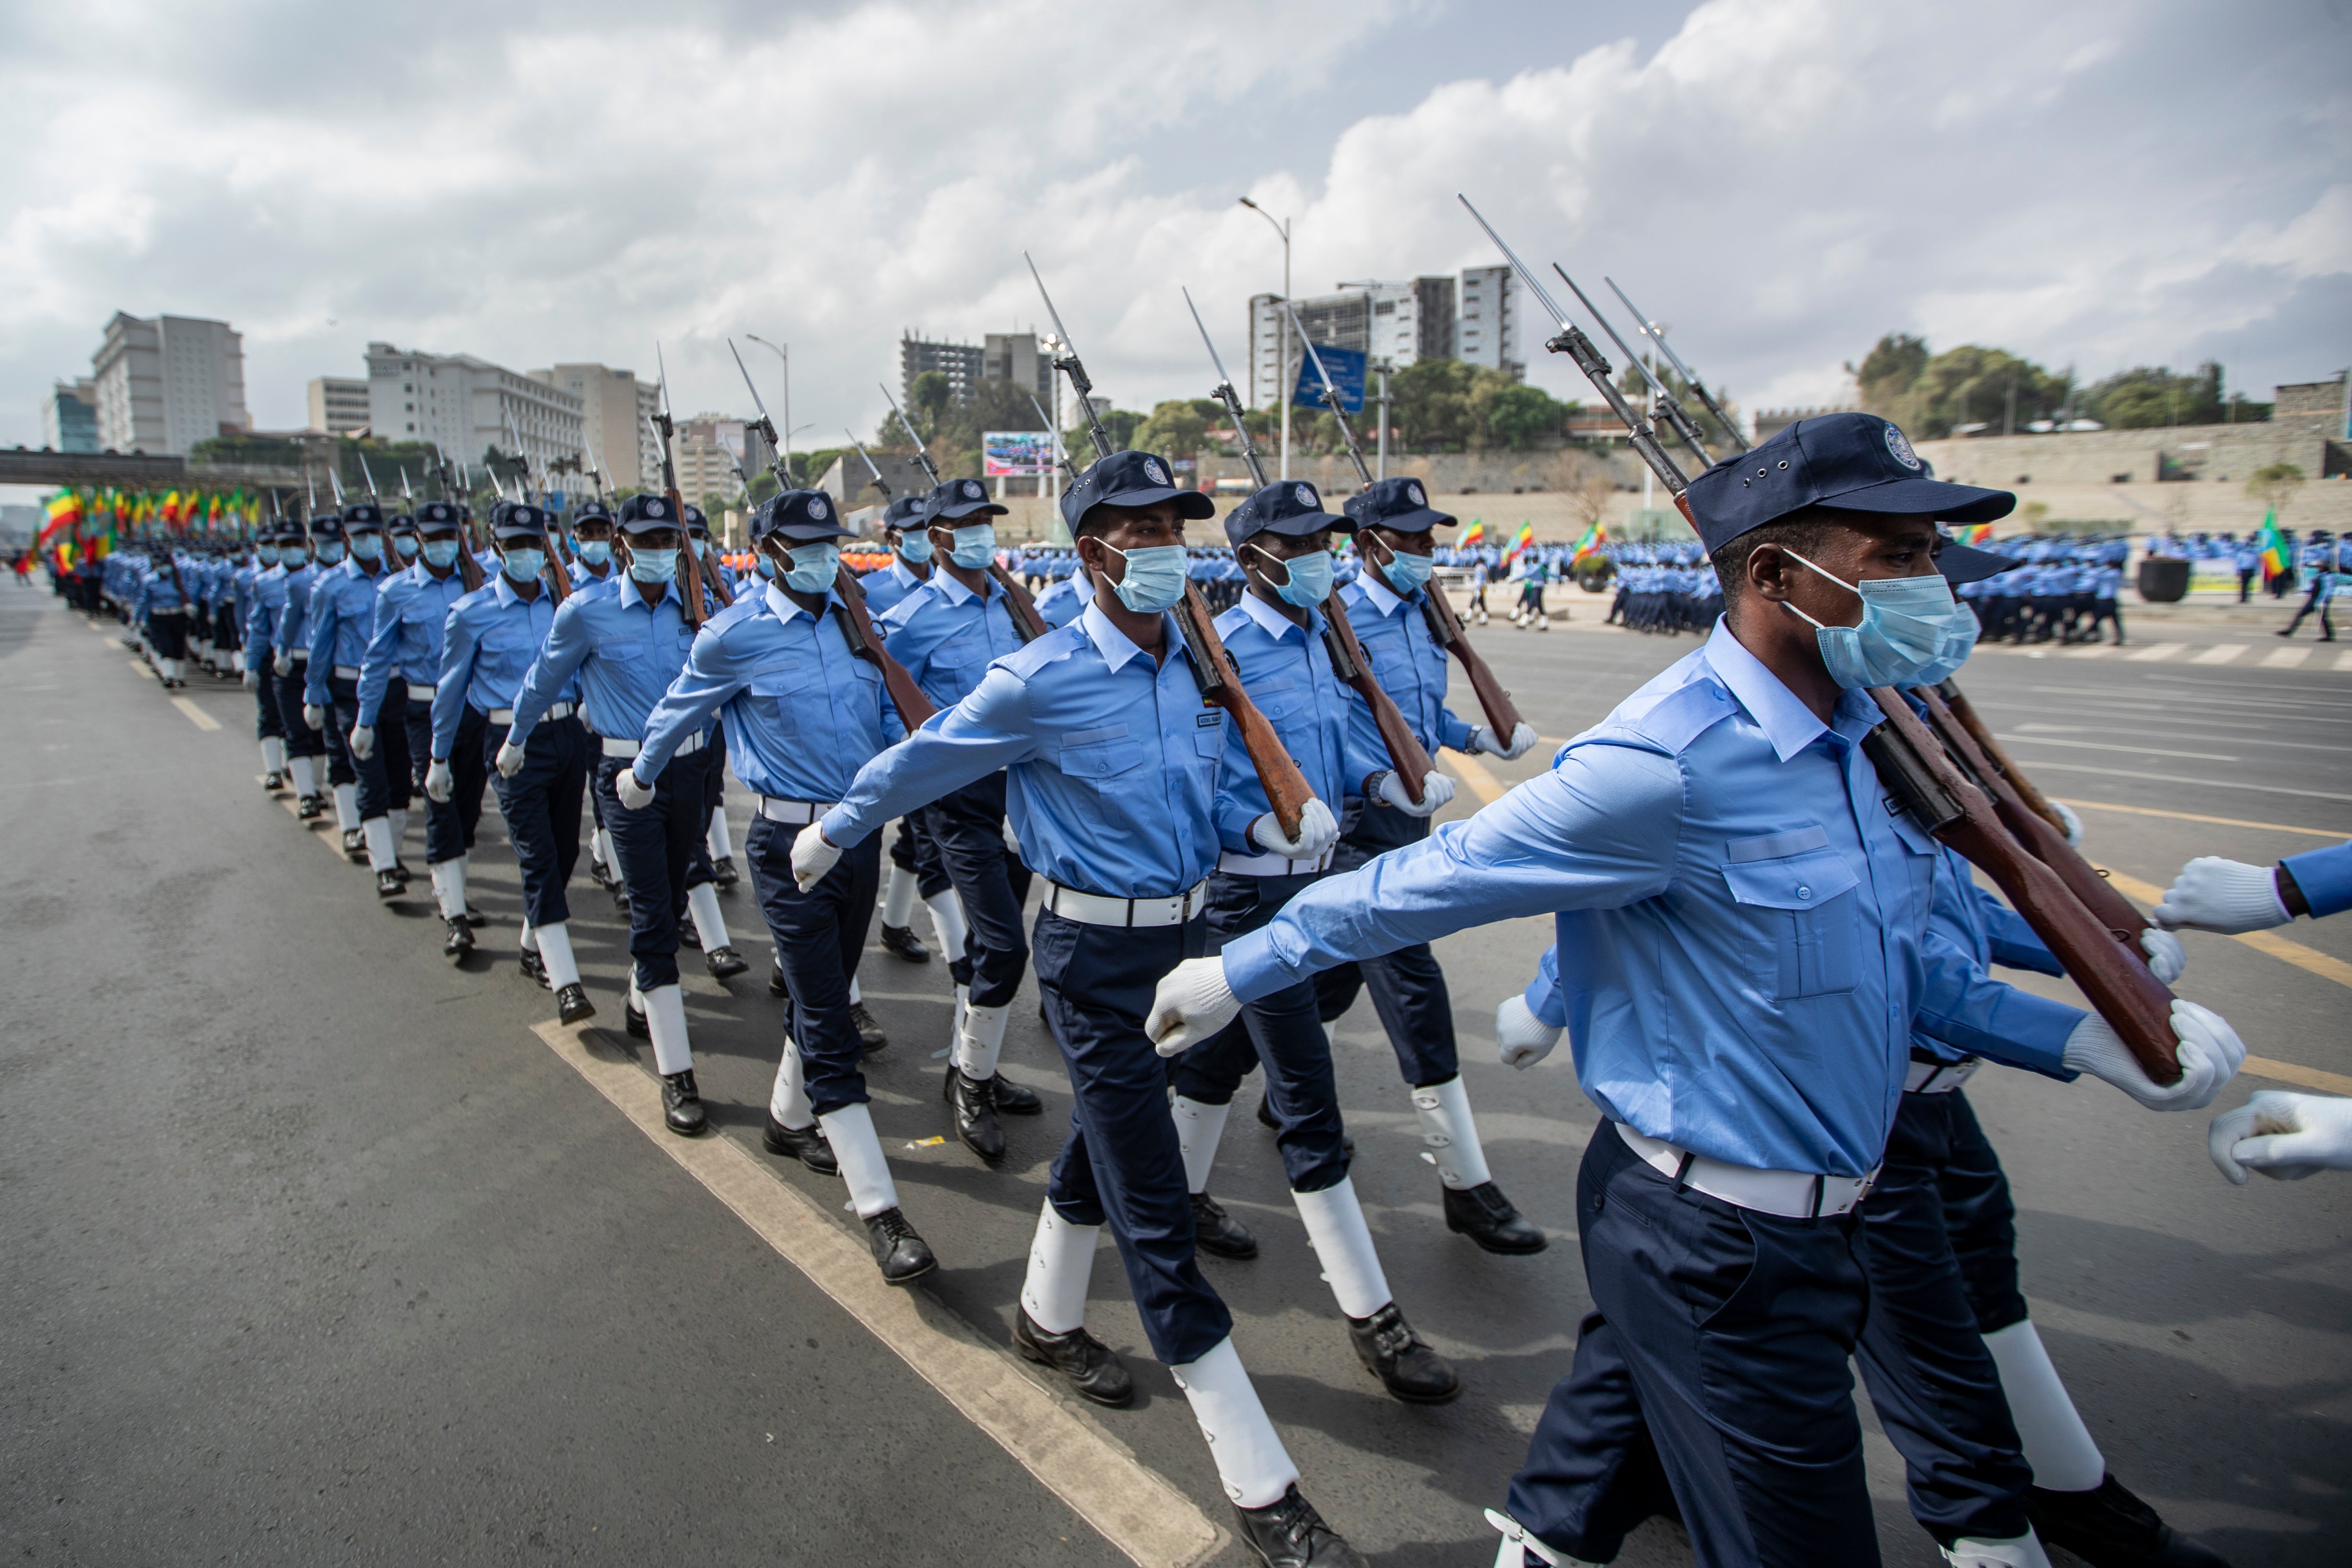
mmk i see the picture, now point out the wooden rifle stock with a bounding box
[1174,583,1314,839]
[1417,577,1524,737]
[834,564,936,729]
[1862,689,2179,1084]
[1910,684,2151,943]
[700,540,735,610]
[537,525,570,606]
[1936,680,2068,834]
[987,563,1052,642]
[456,531,485,593]
[1322,592,1433,802]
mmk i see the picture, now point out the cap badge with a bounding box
[1144,459,1167,485]
[1885,424,1921,471]
[648,499,665,517]
[810,495,828,519]
[964,481,980,499]
[1296,483,1317,509]
[1408,483,1424,507]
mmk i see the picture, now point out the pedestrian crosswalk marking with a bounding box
[2125,642,2187,663]
[2261,646,2312,668]
[2338,649,2352,672]
[2189,644,2246,665]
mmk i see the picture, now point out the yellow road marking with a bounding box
[2239,1057,2352,1096]
[531,1020,1223,1568]
[1443,751,1507,805]
[2052,798,2344,839]
[171,696,221,731]
[2098,867,2352,994]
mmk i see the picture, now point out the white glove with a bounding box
[2062,998,2246,1112]
[2154,856,2290,933]
[424,759,453,802]
[273,653,292,677]
[302,703,326,731]
[1471,721,1541,761]
[494,738,527,778]
[616,768,656,810]
[1147,956,1240,1056]
[241,668,257,690]
[1249,798,1339,860]
[790,821,842,892]
[2054,800,2084,848]
[2209,1090,2352,1184]
[349,725,374,760]
[1495,994,1562,1071]
[2139,927,2186,985]
[1375,768,1456,817]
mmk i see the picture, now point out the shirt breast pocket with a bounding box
[1061,725,1146,823]
[1192,712,1226,760]
[481,626,530,655]
[597,637,646,662]
[1720,832,1862,1000]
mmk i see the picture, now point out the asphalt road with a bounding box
[3,579,2345,1568]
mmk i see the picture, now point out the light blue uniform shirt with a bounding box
[1211,593,1378,852]
[638,581,902,799]
[357,564,471,725]
[879,569,1029,710]
[508,577,699,748]
[858,557,931,616]
[2282,839,2352,920]
[244,566,291,668]
[1035,571,1092,630]
[274,563,327,659]
[1221,618,2082,1178]
[430,573,571,759]
[305,559,396,703]
[1338,574,1477,756]
[823,599,1228,899]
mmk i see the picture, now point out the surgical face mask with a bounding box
[1248,541,1333,608]
[1094,541,1188,614]
[500,547,546,584]
[1780,548,1978,690]
[576,540,612,566]
[628,547,679,584]
[895,532,934,565]
[691,537,710,560]
[315,542,345,566]
[350,533,384,563]
[947,523,996,569]
[255,546,280,566]
[753,554,777,580]
[421,539,460,569]
[393,534,421,560]
[1371,536,1435,595]
[281,550,308,570]
[783,542,840,593]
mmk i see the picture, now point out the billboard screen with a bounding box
[983,431,1057,477]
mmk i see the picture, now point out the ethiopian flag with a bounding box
[2255,508,2288,579]
[1457,519,1486,547]
[1570,520,1607,566]
[1956,522,1995,547]
[39,489,83,544]
[1503,520,1537,562]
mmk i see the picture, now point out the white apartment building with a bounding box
[91,313,251,455]
[529,364,659,490]
[307,376,371,435]
[1455,265,1526,380]
[1247,271,1513,409]
[364,342,584,478]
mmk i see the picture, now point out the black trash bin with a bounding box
[2137,557,2190,603]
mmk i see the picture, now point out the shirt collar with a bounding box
[1701,616,1881,763]
[1236,589,1310,641]
[492,571,533,609]
[929,569,978,607]
[620,575,682,614]
[1082,597,1157,673]
[1356,572,1407,615]
[765,580,837,625]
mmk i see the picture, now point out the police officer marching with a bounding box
[275,514,359,834]
[306,501,414,892]
[857,493,948,968]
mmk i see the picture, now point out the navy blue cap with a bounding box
[682,503,711,536]
[570,497,614,528]
[617,494,680,530]
[1224,479,1351,548]
[1058,450,1217,531]
[1683,412,2014,553]
[1343,476,1453,535]
[753,490,852,545]
[1934,534,2022,585]
[882,496,928,532]
[386,512,416,533]
[307,512,345,542]
[341,502,384,531]
[413,501,464,532]
[490,500,552,541]
[923,478,1009,524]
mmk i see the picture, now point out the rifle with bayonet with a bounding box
[880,379,1050,643]
[1030,255,1315,837]
[648,344,717,621]
[1552,264,1713,466]
[1604,276,1750,456]
[498,410,568,606]
[1458,193,2181,1083]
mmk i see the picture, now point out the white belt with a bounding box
[286,647,309,660]
[603,731,704,760]
[1905,1056,1981,1095]
[1615,1122,1879,1220]
[1216,846,1334,877]
[150,605,186,616]
[488,703,572,725]
[1040,878,1209,929]
[333,664,363,679]
[755,795,837,825]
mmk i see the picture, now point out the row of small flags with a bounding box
[34,486,269,563]
[1455,517,1607,567]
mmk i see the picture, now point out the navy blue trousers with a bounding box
[1033,907,1232,1367]
[486,715,587,928]
[330,676,412,822]
[888,811,953,900]
[1851,1088,2033,1547]
[748,814,878,1117]
[1507,1124,1880,1568]
[420,704,487,867]
[275,665,345,781]
[254,667,285,740]
[1170,870,1352,1194]
[1928,1089,2029,1335]
[595,748,712,991]
[923,772,1033,1007]
[1310,806,1459,1086]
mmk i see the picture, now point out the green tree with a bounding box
[1851,334,2067,438]
[2082,363,2226,428]
[2246,462,2305,514]
[1133,399,1211,461]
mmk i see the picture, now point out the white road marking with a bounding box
[531,1019,1224,1568]
[2336,649,2352,672]
[2066,644,2117,659]
[2053,797,2343,838]
[2261,646,2312,668]
[2190,644,2246,665]
[2005,759,2352,803]
[171,696,221,731]
[2124,642,2186,662]
[1997,732,2235,762]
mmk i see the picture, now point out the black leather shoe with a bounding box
[1191,1191,1259,1259]
[342,828,367,862]
[262,770,284,791]
[1231,1485,1367,1568]
[464,904,486,928]
[1012,1308,1133,1407]
[297,794,324,819]
[375,868,404,899]
[390,862,413,883]
[554,982,595,1026]
[442,916,475,959]
[588,857,615,889]
[945,1065,1005,1161]
[862,1207,936,1284]
[850,1001,887,1052]
[762,1111,838,1174]
[519,949,549,988]
[711,854,740,889]
[679,921,701,950]
[1345,1301,1459,1404]
[660,1069,706,1136]
[625,1001,649,1039]
[609,883,631,914]
[1443,1181,1548,1255]
[994,1074,1041,1114]
[705,944,748,979]
[2028,1476,2232,1568]
[880,922,930,963]
[768,959,790,999]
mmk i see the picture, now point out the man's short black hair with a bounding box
[1709,512,1835,605]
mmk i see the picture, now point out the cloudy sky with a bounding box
[1,0,2345,460]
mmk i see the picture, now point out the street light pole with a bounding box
[1238,197,1291,480]
[745,335,791,482]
